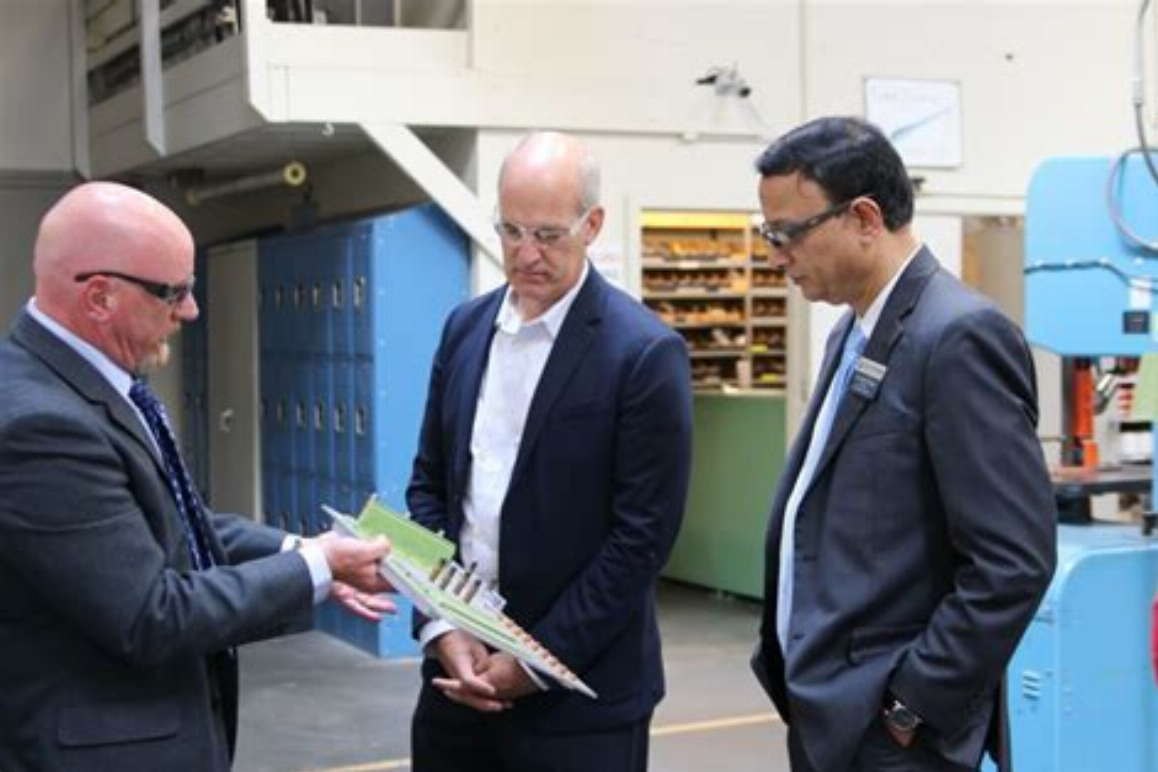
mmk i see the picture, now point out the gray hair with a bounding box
[576,146,601,213]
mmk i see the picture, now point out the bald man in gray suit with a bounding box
[0,182,393,771]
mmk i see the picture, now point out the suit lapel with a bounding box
[10,311,163,470]
[769,314,853,522]
[12,311,231,570]
[507,270,604,489]
[809,247,940,482]
[451,294,503,494]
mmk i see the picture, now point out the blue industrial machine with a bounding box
[1008,155,1158,771]
[1005,526,1158,772]
[1026,156,1158,359]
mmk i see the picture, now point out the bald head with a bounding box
[499,132,601,216]
[32,181,197,373]
[34,182,192,304]
[494,132,605,321]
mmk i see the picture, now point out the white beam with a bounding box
[139,0,165,154]
[241,0,271,118]
[69,0,91,177]
[361,121,501,269]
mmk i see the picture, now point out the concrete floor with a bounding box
[234,581,788,772]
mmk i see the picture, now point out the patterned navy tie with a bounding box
[129,379,216,570]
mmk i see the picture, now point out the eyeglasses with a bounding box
[75,270,196,306]
[493,209,591,248]
[758,200,854,249]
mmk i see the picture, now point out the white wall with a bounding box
[805,0,1139,204]
[0,0,75,172]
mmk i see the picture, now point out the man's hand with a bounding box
[430,630,511,713]
[311,533,393,594]
[477,652,538,701]
[330,579,396,621]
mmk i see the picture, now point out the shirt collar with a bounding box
[496,260,590,339]
[26,298,135,397]
[857,243,922,340]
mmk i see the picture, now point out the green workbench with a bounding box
[663,392,787,599]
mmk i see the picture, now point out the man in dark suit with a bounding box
[750,117,1057,772]
[0,182,393,771]
[406,131,693,772]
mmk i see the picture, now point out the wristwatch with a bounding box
[883,694,923,733]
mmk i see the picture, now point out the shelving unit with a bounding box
[640,210,790,392]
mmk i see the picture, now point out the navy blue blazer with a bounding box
[754,249,1056,771]
[0,311,314,772]
[407,267,693,731]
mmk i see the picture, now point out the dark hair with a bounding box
[755,116,914,231]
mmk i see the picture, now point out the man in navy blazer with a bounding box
[0,182,392,771]
[406,132,693,771]
[750,117,1056,771]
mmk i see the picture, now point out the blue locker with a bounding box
[332,359,355,492]
[332,237,355,360]
[1002,525,1158,771]
[350,228,373,360]
[260,203,469,658]
[275,468,297,537]
[311,356,334,484]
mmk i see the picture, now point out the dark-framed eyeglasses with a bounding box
[493,208,592,248]
[758,200,855,249]
[74,270,196,306]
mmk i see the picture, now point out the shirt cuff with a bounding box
[283,536,332,605]
[418,619,457,653]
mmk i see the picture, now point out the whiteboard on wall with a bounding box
[864,77,963,169]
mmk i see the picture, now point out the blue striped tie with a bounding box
[129,380,216,571]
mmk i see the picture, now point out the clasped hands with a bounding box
[313,532,396,620]
[430,629,539,712]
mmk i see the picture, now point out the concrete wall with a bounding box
[0,0,74,173]
[0,174,77,324]
[805,0,1140,205]
[0,1,76,326]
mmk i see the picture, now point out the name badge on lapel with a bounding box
[849,356,887,400]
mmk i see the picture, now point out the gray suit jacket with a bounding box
[753,249,1056,771]
[0,311,313,771]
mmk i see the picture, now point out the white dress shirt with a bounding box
[419,263,589,658]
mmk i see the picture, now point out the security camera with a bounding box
[696,65,752,99]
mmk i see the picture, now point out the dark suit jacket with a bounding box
[753,249,1056,771]
[407,267,693,733]
[0,311,315,772]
